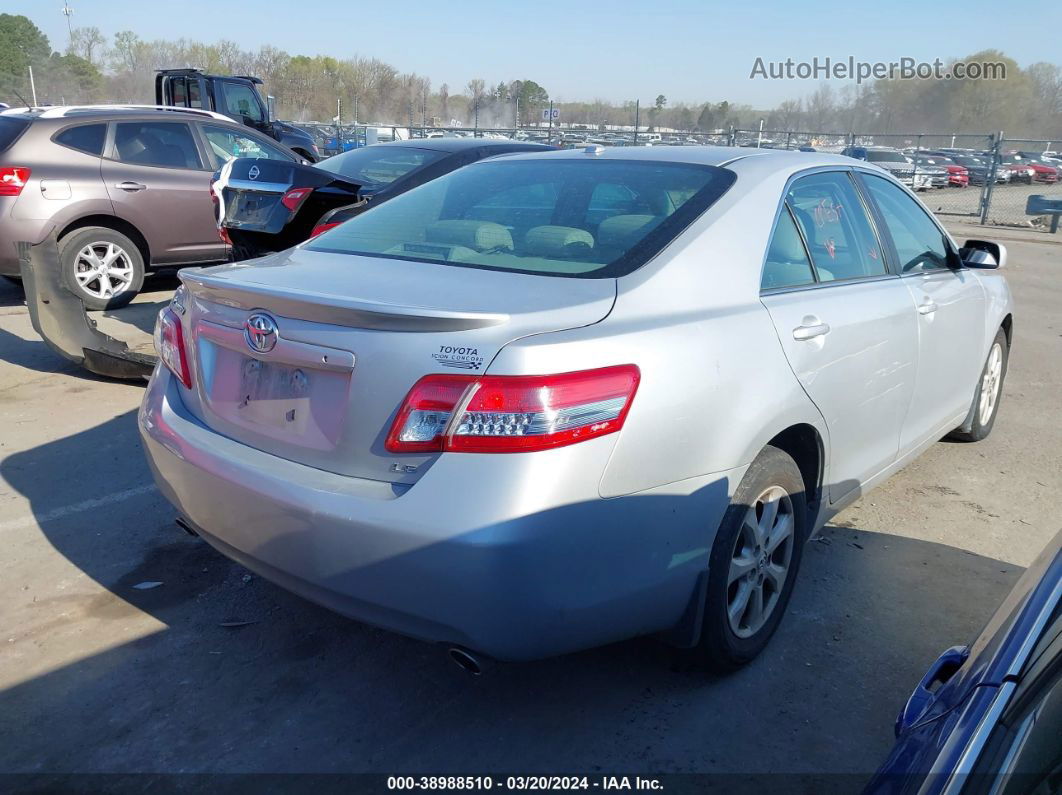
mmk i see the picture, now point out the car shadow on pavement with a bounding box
[0,323,95,378]
[0,409,1022,779]
[0,280,26,308]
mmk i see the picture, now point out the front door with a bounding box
[102,119,224,265]
[760,170,919,504]
[858,173,987,453]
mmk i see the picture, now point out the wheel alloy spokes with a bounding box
[74,243,132,300]
[727,484,795,638]
[979,344,1003,426]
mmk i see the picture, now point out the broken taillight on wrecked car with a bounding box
[153,306,191,389]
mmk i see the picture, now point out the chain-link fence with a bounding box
[980,137,1062,232]
[284,120,1062,234]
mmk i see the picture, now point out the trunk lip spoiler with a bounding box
[181,269,511,332]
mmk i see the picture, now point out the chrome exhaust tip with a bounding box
[448,646,487,676]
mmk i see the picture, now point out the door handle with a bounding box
[114,181,146,191]
[792,322,830,341]
[918,300,939,315]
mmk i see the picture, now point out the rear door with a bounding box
[858,172,987,454]
[760,169,919,504]
[102,119,224,264]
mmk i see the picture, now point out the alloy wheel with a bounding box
[727,485,795,638]
[979,343,1003,426]
[73,242,134,301]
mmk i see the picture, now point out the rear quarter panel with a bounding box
[489,161,829,498]
[10,124,113,225]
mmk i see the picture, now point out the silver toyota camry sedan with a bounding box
[140,146,1013,670]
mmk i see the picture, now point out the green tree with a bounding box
[0,14,50,102]
[38,53,103,104]
[513,79,548,124]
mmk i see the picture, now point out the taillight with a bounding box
[153,307,192,389]
[310,221,341,237]
[385,365,640,454]
[281,187,313,212]
[0,167,30,196]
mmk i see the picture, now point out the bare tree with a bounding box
[68,26,106,65]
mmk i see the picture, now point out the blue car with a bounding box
[867,530,1061,794]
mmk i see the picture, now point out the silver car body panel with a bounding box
[141,146,1013,659]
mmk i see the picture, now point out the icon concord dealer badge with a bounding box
[244,313,278,353]
[248,164,260,180]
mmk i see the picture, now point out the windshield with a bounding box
[952,156,982,167]
[866,150,908,163]
[306,158,736,279]
[314,145,447,189]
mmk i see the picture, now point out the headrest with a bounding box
[424,220,513,252]
[524,226,594,258]
[597,214,660,248]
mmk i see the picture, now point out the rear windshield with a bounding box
[306,158,735,278]
[314,145,447,189]
[0,117,30,152]
[866,150,908,163]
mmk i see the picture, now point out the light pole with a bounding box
[62,0,75,49]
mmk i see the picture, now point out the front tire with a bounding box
[58,227,144,311]
[691,445,809,672]
[949,328,1008,442]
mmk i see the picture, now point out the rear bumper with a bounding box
[139,367,741,660]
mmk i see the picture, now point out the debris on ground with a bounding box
[132,581,163,590]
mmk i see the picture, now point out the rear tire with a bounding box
[949,328,1008,442]
[58,227,144,311]
[689,445,809,672]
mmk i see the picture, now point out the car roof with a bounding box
[374,138,551,153]
[0,105,232,124]
[479,144,860,171]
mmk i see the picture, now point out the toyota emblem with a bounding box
[248,164,260,180]
[244,313,278,353]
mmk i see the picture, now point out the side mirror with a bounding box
[959,239,1007,269]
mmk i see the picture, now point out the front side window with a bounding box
[786,172,886,282]
[113,121,202,169]
[201,124,293,165]
[862,174,950,273]
[218,82,264,123]
[54,123,105,156]
[307,159,735,278]
[761,205,816,290]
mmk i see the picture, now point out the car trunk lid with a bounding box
[178,247,616,484]
[216,157,361,257]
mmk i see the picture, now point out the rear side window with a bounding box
[113,122,202,169]
[307,159,736,279]
[0,117,30,152]
[787,172,886,282]
[54,124,106,156]
[761,205,816,290]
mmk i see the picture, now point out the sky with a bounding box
[10,0,1060,108]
